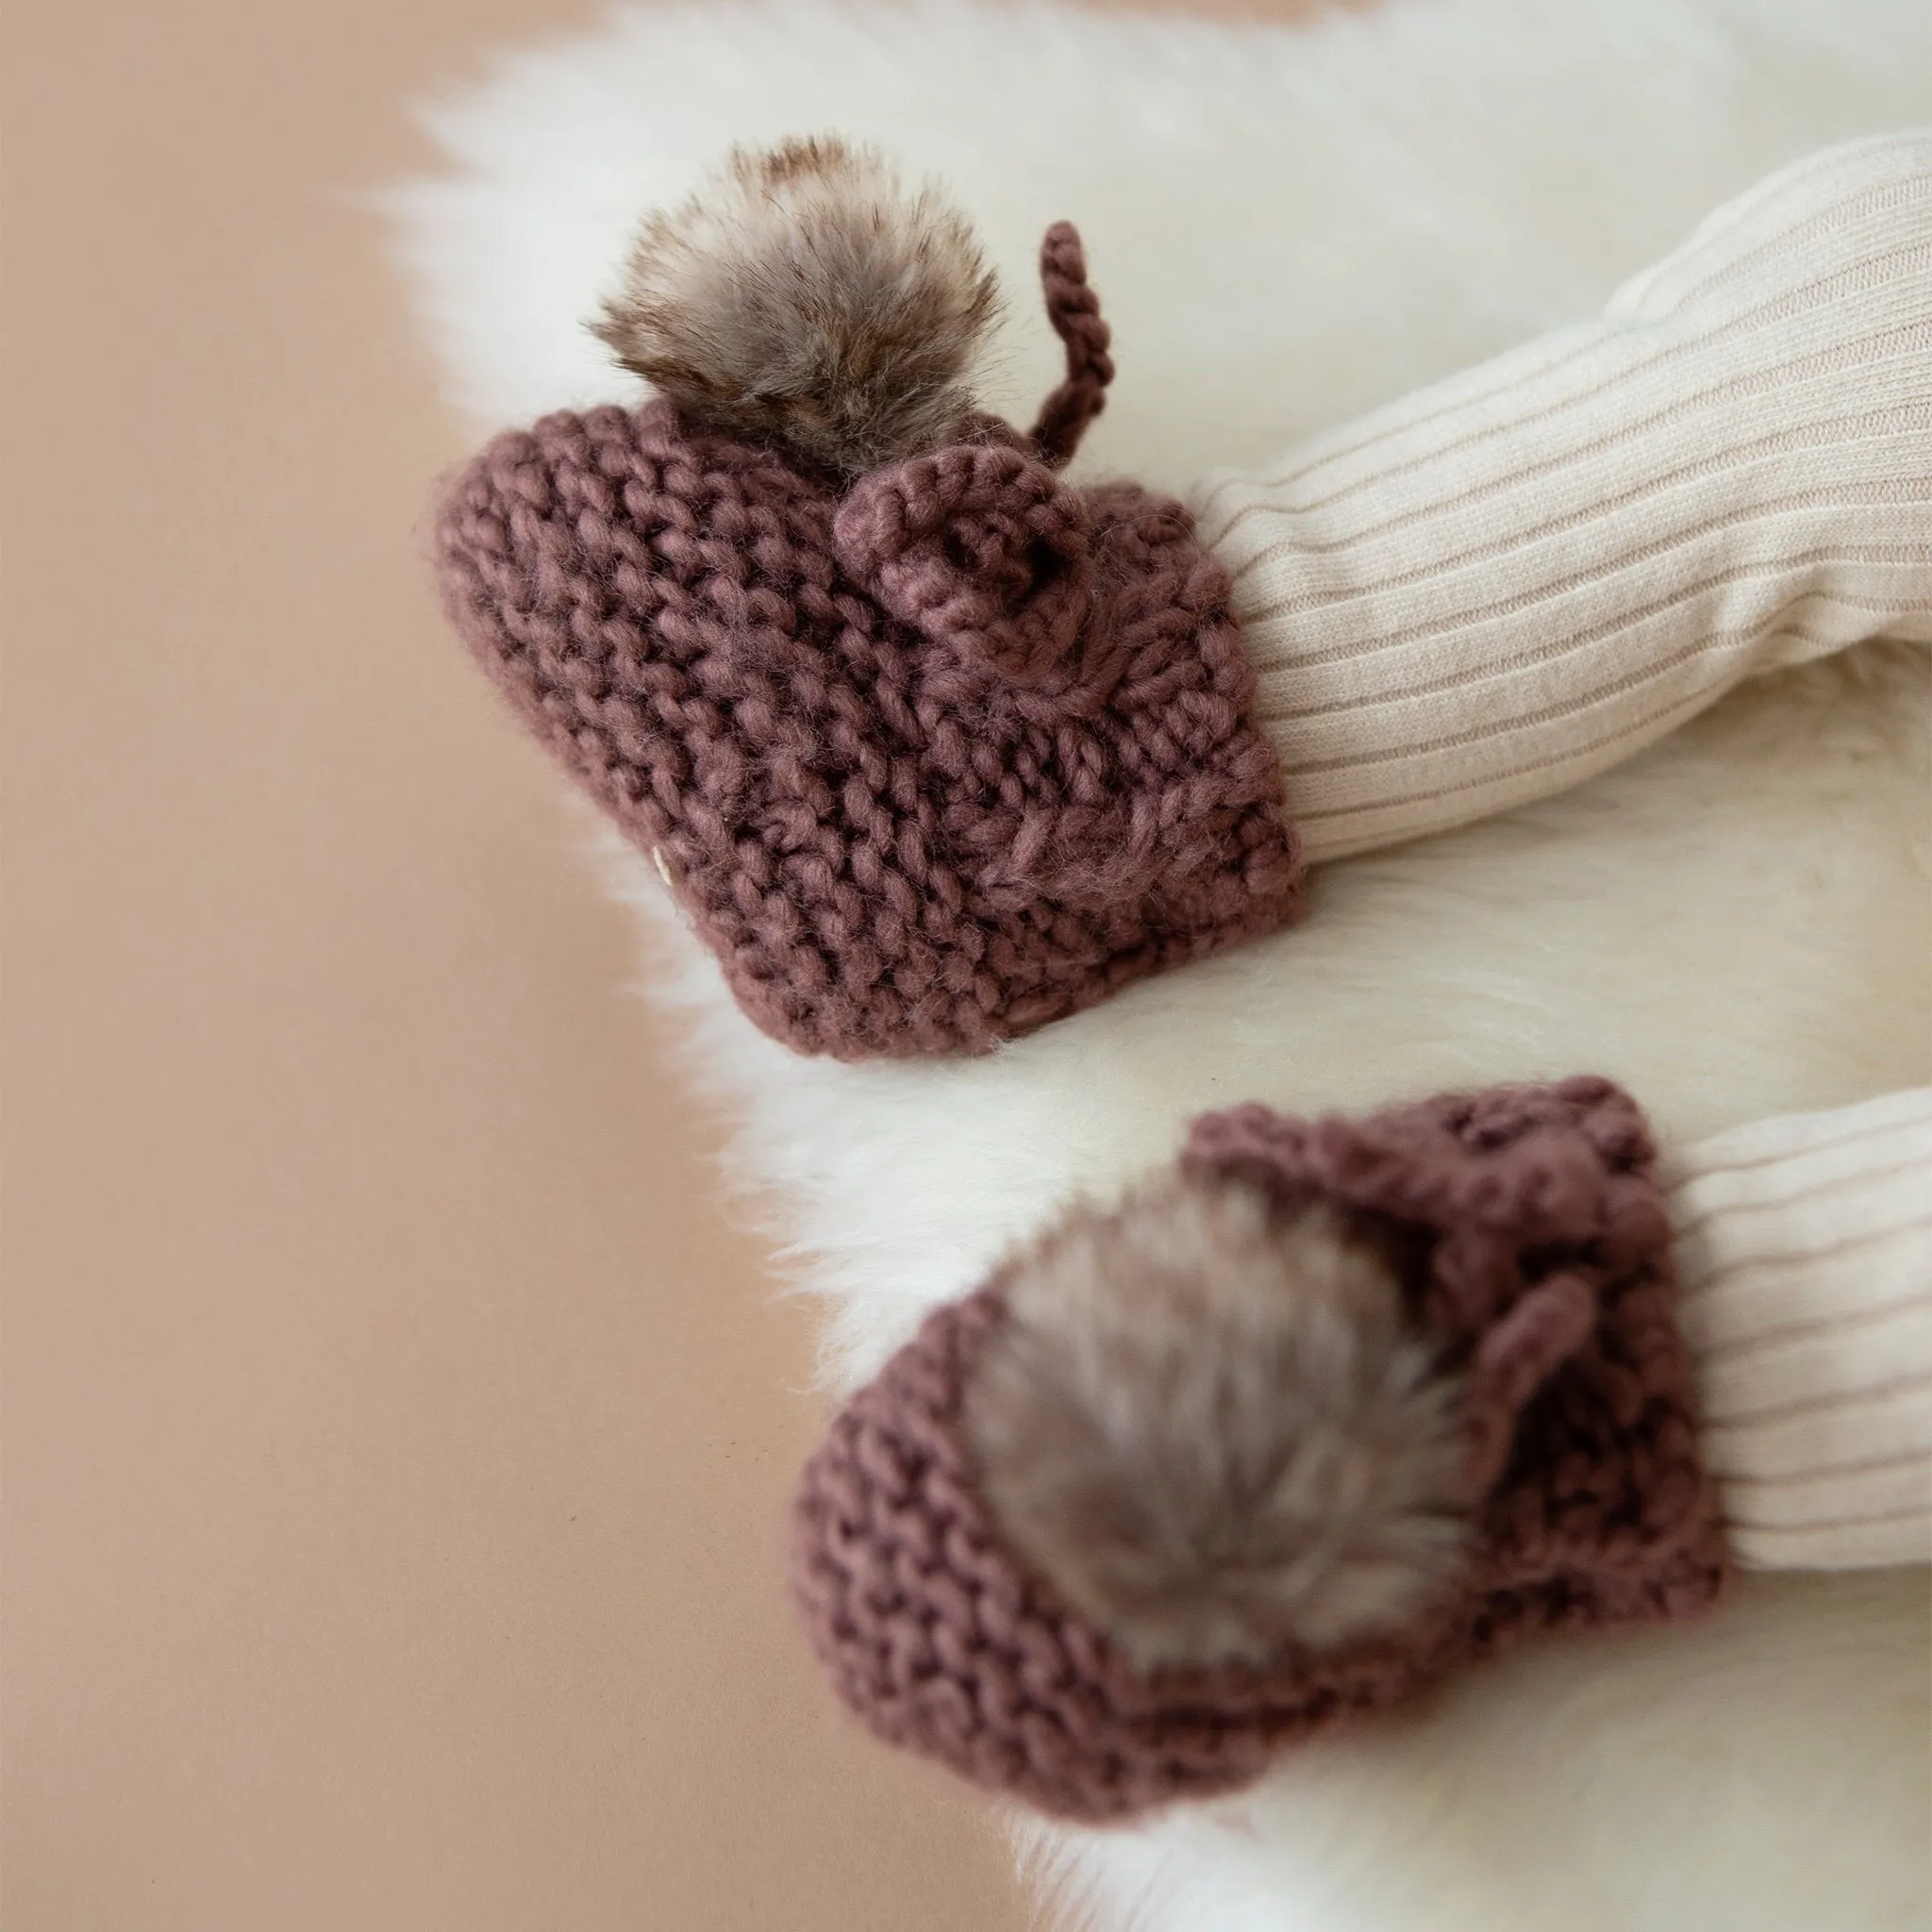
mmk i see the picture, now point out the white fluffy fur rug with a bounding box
[392,2,1932,1925]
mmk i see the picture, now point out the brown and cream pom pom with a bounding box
[591,135,1002,474]
[961,1169,1473,1673]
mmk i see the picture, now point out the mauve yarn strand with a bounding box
[1029,221,1115,468]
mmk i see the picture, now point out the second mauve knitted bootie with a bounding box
[790,1077,1729,1821]
[434,139,1302,1059]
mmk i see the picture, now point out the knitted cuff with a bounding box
[1195,131,1932,863]
[1667,1088,1932,1571]
[790,1077,1726,1823]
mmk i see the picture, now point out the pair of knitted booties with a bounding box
[429,134,1931,1822]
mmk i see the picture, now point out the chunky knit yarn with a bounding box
[790,1076,1728,1822]
[434,225,1301,1059]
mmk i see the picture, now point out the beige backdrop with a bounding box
[0,0,1309,1926]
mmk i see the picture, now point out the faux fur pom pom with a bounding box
[591,136,1002,474]
[961,1172,1473,1673]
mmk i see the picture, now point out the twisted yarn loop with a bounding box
[833,442,1093,679]
[1028,220,1115,468]
[791,1078,1728,1820]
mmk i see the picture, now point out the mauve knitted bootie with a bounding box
[434,142,1301,1060]
[433,136,1932,1059]
[790,1077,1728,1822]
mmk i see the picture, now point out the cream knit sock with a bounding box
[1665,1089,1932,1572]
[1192,132,1932,863]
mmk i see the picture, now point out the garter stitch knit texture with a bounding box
[790,1077,1728,1821]
[434,225,1301,1058]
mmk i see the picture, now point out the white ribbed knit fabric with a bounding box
[1668,1089,1932,1572]
[1192,132,1932,863]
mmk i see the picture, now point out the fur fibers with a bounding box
[591,136,999,473]
[965,1175,1468,1672]
[395,2,1932,1928]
